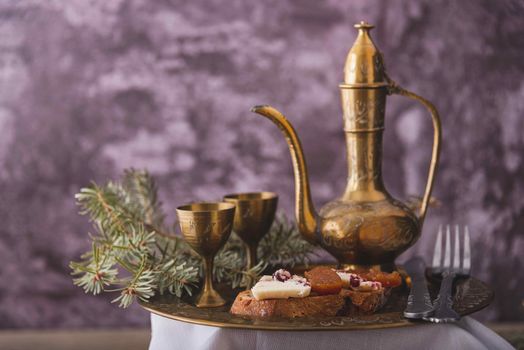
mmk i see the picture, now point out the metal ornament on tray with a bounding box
[223,192,278,270]
[176,202,236,308]
[250,21,442,271]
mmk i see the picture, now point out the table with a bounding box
[149,313,515,350]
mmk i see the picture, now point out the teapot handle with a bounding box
[386,76,442,226]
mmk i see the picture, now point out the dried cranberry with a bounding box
[349,274,361,288]
[272,269,291,282]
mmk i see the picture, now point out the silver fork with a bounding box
[424,224,471,323]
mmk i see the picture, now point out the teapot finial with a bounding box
[354,21,374,31]
[343,21,386,86]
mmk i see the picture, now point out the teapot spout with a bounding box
[251,105,319,244]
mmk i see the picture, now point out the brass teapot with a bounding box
[251,22,442,270]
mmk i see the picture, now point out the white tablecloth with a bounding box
[149,313,514,350]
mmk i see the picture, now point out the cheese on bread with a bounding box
[251,272,311,300]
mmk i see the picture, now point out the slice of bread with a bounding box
[340,287,390,313]
[230,290,345,318]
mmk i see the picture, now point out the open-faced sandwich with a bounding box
[230,266,402,318]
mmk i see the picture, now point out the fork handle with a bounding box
[425,271,460,323]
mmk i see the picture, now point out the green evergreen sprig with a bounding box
[70,169,314,308]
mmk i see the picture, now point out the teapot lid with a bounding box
[342,21,387,88]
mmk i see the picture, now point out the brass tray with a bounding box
[140,269,493,331]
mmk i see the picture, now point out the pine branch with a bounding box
[71,169,198,308]
[122,169,165,228]
[70,243,118,295]
[111,257,157,308]
[157,258,199,297]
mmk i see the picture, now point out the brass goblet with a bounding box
[223,192,278,270]
[176,202,235,308]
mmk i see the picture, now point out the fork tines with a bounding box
[431,225,471,275]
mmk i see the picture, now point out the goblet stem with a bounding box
[195,256,226,308]
[246,244,258,270]
[202,256,214,294]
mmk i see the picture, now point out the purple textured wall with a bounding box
[0,0,523,328]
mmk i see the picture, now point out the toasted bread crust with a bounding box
[340,288,390,313]
[230,291,345,318]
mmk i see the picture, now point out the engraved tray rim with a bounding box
[139,265,494,331]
